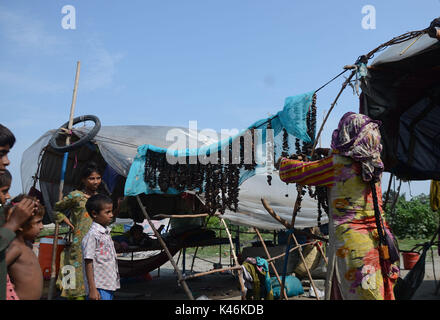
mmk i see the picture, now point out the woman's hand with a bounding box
[314,148,331,157]
[64,217,75,231]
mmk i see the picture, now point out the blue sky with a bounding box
[1,0,439,198]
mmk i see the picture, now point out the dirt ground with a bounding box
[109,252,440,300]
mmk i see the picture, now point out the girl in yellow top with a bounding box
[54,162,103,299]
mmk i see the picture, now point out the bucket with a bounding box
[402,251,420,270]
[38,236,66,280]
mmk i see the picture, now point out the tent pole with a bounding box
[48,61,81,300]
[310,70,356,156]
[219,217,246,300]
[136,195,194,300]
[253,227,289,300]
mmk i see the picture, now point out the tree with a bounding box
[384,193,439,239]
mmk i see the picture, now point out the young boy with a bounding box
[5,194,44,300]
[82,194,120,300]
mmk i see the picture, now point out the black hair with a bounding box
[80,161,102,180]
[85,193,113,217]
[130,224,144,234]
[0,169,12,188]
[0,124,16,148]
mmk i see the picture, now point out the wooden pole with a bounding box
[310,70,356,157]
[183,241,317,281]
[48,61,81,300]
[254,227,289,300]
[154,213,220,219]
[219,217,246,300]
[289,232,321,300]
[136,195,194,300]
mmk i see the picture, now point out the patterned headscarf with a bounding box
[331,112,384,182]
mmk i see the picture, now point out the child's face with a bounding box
[0,145,10,175]
[93,202,114,227]
[0,185,11,205]
[82,171,102,192]
[22,216,44,241]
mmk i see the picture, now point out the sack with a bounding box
[293,244,321,278]
[271,275,304,299]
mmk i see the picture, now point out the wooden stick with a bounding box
[184,265,241,280]
[261,198,290,228]
[48,61,81,300]
[254,227,289,300]
[183,241,318,281]
[261,198,328,242]
[136,195,194,300]
[219,218,246,300]
[154,213,220,219]
[310,70,356,157]
[290,232,321,300]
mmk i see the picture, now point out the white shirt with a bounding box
[82,222,120,293]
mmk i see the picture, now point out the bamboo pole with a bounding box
[48,61,81,300]
[136,195,194,300]
[261,198,328,242]
[219,218,246,300]
[310,70,356,156]
[289,232,321,300]
[155,213,220,219]
[253,227,288,300]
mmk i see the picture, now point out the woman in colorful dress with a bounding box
[54,162,103,300]
[277,112,399,300]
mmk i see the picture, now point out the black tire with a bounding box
[49,114,101,153]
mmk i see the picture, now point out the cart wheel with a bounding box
[49,115,101,153]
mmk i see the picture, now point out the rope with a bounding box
[315,69,349,93]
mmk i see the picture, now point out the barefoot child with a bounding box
[5,195,44,300]
[82,194,120,300]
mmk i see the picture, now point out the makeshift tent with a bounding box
[21,111,326,229]
[360,28,440,180]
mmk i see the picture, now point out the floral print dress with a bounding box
[279,153,399,300]
[54,190,92,298]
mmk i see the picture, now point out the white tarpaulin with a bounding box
[21,125,326,230]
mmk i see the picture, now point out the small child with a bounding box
[0,169,11,206]
[5,194,44,300]
[82,194,120,300]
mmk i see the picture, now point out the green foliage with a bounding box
[384,193,439,239]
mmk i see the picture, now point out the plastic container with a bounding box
[38,236,66,280]
[402,251,420,270]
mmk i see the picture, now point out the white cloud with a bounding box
[0,7,65,53]
[0,70,68,94]
[81,40,124,91]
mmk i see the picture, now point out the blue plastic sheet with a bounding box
[124,91,316,196]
